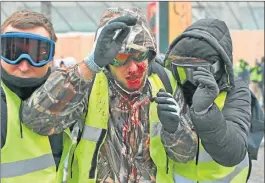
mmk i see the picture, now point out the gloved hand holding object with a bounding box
[155,88,181,133]
[192,67,219,114]
[84,16,137,73]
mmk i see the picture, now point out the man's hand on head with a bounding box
[84,16,137,73]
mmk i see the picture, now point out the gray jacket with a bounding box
[165,19,251,167]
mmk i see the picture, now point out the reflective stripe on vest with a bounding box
[174,91,249,182]
[82,125,103,142]
[1,154,55,178]
[68,71,177,183]
[174,155,249,183]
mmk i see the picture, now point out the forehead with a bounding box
[3,25,50,39]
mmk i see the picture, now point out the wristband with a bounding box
[84,54,103,73]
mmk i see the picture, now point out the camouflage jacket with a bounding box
[21,64,198,182]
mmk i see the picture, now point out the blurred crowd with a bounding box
[233,57,264,109]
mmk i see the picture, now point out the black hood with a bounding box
[165,19,235,90]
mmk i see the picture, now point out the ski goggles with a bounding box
[111,49,153,66]
[1,32,55,67]
[166,56,220,85]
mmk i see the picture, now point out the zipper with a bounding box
[19,101,24,138]
[166,156,169,174]
[196,135,200,183]
[70,151,75,178]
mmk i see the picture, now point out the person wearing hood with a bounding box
[163,19,251,182]
[21,7,198,183]
[1,10,72,182]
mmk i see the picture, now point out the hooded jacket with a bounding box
[165,19,251,167]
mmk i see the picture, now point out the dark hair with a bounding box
[1,10,57,42]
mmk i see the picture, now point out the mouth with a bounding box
[126,75,142,81]
[125,75,143,88]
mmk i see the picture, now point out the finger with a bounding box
[114,27,131,43]
[198,78,218,89]
[102,22,129,35]
[193,74,215,84]
[197,66,212,73]
[193,70,215,84]
[193,70,212,78]
[155,97,178,105]
[108,16,137,26]
[193,75,215,84]
[194,77,217,90]
[156,91,173,98]
[157,104,180,113]
[193,75,215,88]
[158,110,180,121]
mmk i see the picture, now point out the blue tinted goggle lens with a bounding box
[1,32,55,67]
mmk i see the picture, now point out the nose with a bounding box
[17,60,31,72]
[127,60,138,73]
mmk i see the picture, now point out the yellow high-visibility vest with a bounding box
[173,92,249,183]
[1,83,72,183]
[67,70,177,183]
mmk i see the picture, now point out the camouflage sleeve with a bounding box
[161,87,198,163]
[21,63,95,136]
[161,112,198,163]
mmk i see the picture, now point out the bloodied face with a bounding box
[109,52,149,92]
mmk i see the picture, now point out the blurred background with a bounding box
[1,2,264,64]
[1,1,263,107]
[1,2,264,182]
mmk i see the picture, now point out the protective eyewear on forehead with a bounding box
[111,49,152,66]
[168,57,220,85]
[1,32,55,67]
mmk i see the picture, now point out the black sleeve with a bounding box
[190,80,251,167]
[1,90,7,148]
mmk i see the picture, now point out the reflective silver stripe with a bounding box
[198,150,214,162]
[174,174,196,183]
[1,154,55,178]
[174,155,249,183]
[82,125,102,142]
[200,155,249,183]
[151,122,162,137]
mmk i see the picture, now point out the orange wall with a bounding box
[230,30,264,66]
[168,2,192,44]
[55,33,95,62]
[54,30,264,66]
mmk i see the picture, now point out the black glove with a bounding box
[155,89,181,133]
[192,67,219,114]
[93,16,137,68]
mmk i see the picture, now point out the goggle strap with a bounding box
[212,60,221,74]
